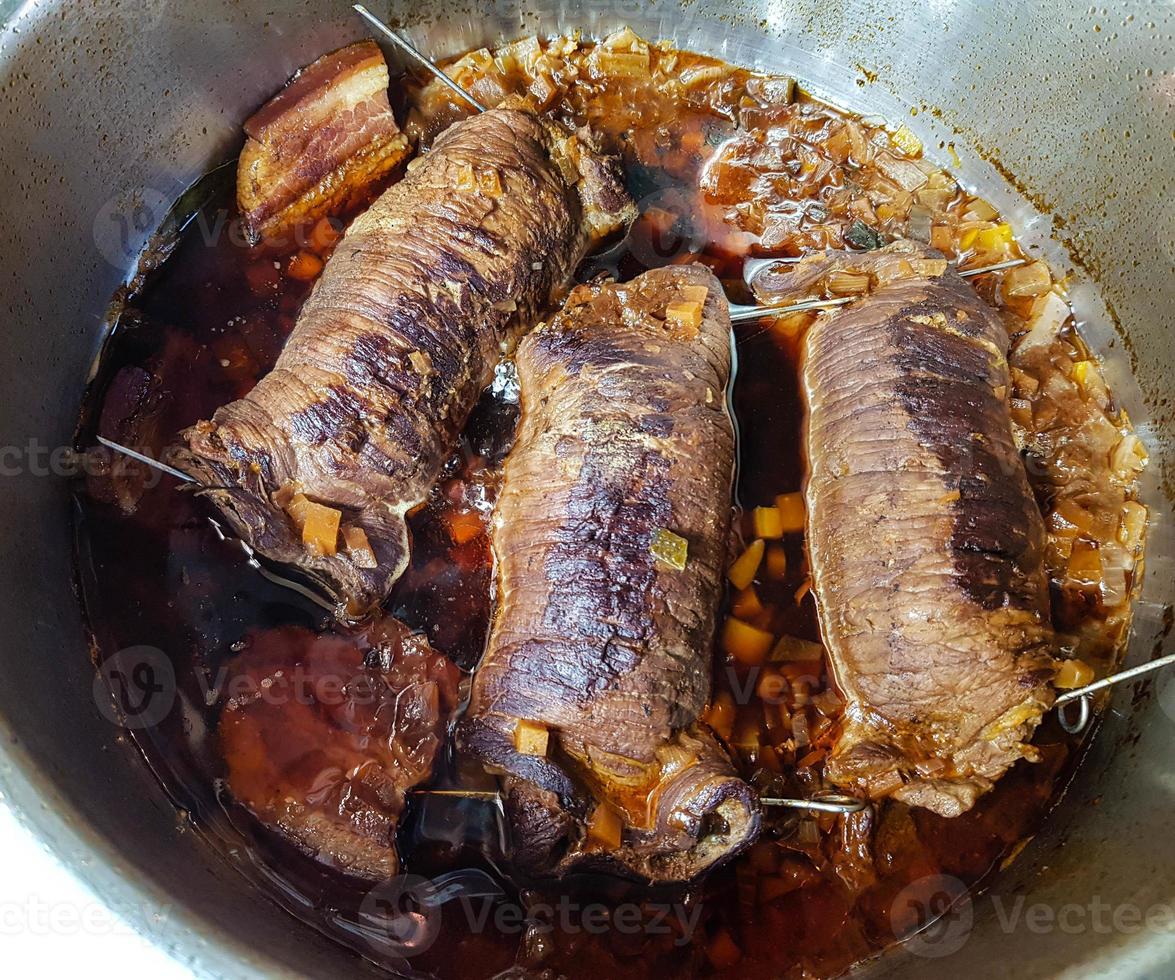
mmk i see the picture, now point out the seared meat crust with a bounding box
[462,265,759,880]
[756,242,1056,817]
[171,108,634,611]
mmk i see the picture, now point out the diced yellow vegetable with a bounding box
[703,690,736,740]
[680,284,710,305]
[286,493,341,557]
[513,719,550,756]
[722,617,774,666]
[759,875,801,903]
[650,527,689,570]
[958,226,980,250]
[975,223,1013,251]
[586,803,624,849]
[728,538,765,590]
[752,505,785,539]
[342,526,378,568]
[773,492,806,533]
[732,586,764,620]
[765,543,788,579]
[890,124,923,157]
[1054,659,1095,690]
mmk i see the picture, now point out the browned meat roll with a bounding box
[755,242,1056,817]
[170,107,634,613]
[461,264,760,881]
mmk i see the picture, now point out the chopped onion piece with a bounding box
[728,538,765,590]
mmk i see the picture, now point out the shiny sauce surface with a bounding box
[75,31,1145,979]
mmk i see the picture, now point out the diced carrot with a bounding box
[477,168,503,196]
[703,690,737,740]
[732,586,763,620]
[706,929,742,970]
[752,505,785,539]
[286,493,341,557]
[342,526,377,568]
[586,803,624,850]
[1067,538,1102,586]
[665,300,704,335]
[308,216,341,254]
[513,719,550,756]
[1055,659,1095,690]
[448,509,484,545]
[287,250,324,281]
[722,617,774,666]
[728,539,765,590]
[765,543,788,579]
[930,225,956,253]
[773,492,806,532]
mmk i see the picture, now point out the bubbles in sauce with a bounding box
[75,31,1145,979]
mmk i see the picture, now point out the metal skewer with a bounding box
[353,4,487,112]
[96,436,198,484]
[1054,650,1175,734]
[730,256,1029,323]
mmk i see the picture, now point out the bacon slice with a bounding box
[236,40,412,245]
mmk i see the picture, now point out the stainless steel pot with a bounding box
[0,0,1171,976]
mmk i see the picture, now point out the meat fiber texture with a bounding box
[755,242,1056,817]
[171,107,634,613]
[462,264,760,881]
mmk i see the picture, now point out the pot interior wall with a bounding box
[0,0,1170,976]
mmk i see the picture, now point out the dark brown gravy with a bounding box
[73,38,1131,980]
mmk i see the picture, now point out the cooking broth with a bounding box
[74,30,1146,979]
